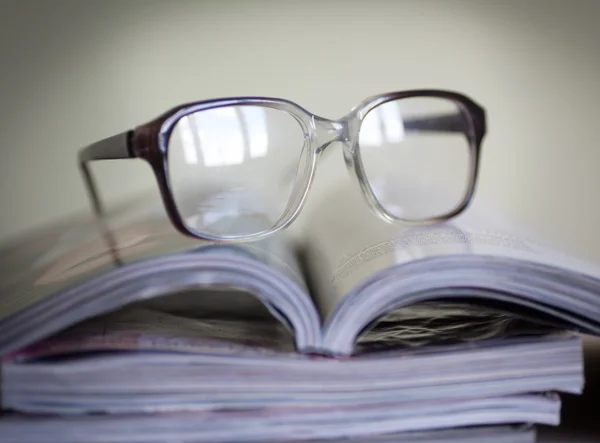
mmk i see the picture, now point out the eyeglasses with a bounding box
[79,90,486,242]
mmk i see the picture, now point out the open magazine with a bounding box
[0,184,597,441]
[1,184,600,357]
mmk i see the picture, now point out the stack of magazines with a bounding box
[1,188,600,443]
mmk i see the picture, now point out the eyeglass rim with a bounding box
[79,89,486,243]
[350,95,483,227]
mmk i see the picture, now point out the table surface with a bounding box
[538,336,600,442]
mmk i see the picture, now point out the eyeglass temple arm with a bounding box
[78,131,133,218]
[78,131,133,266]
[402,112,470,134]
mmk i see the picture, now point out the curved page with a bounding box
[0,198,320,357]
[301,184,600,355]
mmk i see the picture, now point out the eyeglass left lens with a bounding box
[167,105,308,239]
[358,96,475,222]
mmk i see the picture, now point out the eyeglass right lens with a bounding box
[167,105,308,239]
[358,96,474,221]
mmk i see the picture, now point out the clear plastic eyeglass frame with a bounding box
[79,90,486,243]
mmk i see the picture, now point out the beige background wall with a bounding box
[1,0,599,263]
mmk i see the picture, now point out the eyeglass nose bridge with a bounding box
[311,116,362,173]
[311,115,373,207]
[312,118,350,155]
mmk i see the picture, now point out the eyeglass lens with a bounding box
[358,97,473,221]
[167,105,309,238]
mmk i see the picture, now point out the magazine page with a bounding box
[7,306,296,363]
[0,192,313,354]
[300,181,600,322]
